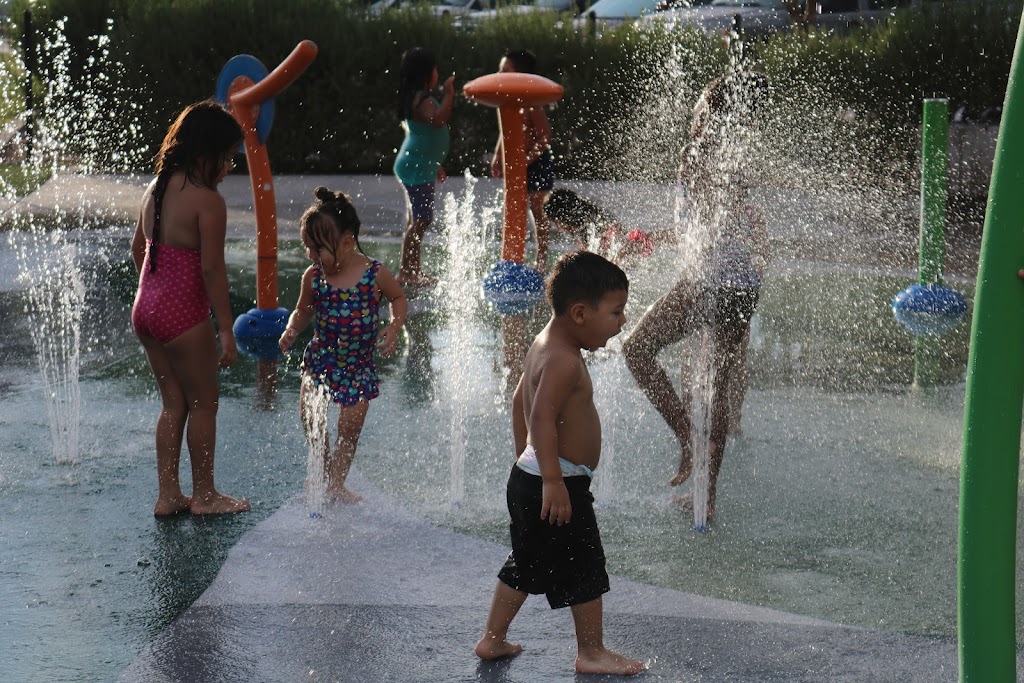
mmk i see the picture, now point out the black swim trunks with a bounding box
[498,465,610,609]
[526,148,555,193]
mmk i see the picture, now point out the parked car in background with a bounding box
[576,0,705,29]
[813,0,915,32]
[468,0,594,22]
[640,0,791,38]
[371,0,490,16]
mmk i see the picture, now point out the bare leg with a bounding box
[165,321,250,515]
[475,580,527,660]
[727,327,751,435]
[704,318,750,518]
[529,191,550,270]
[623,280,702,485]
[571,596,644,675]
[138,334,191,516]
[399,216,433,285]
[326,399,370,503]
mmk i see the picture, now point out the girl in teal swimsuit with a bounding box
[394,47,455,288]
[280,187,408,503]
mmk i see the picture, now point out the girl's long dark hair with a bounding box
[398,47,437,120]
[149,100,242,271]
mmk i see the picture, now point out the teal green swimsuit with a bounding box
[393,94,450,186]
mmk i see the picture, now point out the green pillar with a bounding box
[958,9,1024,682]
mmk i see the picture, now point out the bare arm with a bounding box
[131,210,146,273]
[525,107,551,166]
[529,354,578,525]
[130,182,156,272]
[748,205,771,276]
[197,192,236,367]
[279,265,316,353]
[412,76,455,127]
[374,264,408,357]
[511,375,527,457]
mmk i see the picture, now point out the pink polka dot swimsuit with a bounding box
[131,240,211,343]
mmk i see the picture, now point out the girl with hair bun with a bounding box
[279,187,408,503]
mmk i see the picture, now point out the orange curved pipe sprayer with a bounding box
[464,73,564,263]
[227,40,318,310]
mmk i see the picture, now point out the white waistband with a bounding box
[516,444,593,478]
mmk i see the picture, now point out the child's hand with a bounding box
[541,480,572,526]
[437,165,447,184]
[377,325,400,358]
[218,330,238,368]
[279,327,299,353]
[1018,269,1024,281]
[443,74,456,95]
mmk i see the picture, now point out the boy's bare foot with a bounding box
[154,494,191,517]
[575,648,645,676]
[326,487,363,504]
[190,492,251,515]
[474,637,523,660]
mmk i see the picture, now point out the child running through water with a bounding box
[490,48,555,270]
[475,251,644,677]
[394,46,455,289]
[131,99,250,517]
[279,187,408,503]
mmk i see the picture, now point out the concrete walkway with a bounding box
[120,472,961,683]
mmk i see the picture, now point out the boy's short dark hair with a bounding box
[546,251,628,315]
[503,48,537,74]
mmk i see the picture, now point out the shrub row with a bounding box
[3,0,1016,179]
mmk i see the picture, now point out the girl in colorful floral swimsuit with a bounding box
[279,187,408,503]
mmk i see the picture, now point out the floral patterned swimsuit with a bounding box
[301,260,382,405]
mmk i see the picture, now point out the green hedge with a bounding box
[3,0,1016,179]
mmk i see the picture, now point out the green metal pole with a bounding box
[913,98,949,389]
[958,9,1024,682]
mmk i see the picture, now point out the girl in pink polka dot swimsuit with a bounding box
[279,187,408,504]
[130,100,251,517]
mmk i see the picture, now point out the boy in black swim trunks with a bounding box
[474,251,644,676]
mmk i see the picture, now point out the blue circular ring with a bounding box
[215,54,275,145]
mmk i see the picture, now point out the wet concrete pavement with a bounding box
[120,472,962,683]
